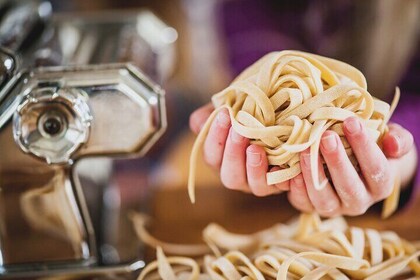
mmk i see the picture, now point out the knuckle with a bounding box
[318,209,339,218]
[221,174,245,191]
[353,133,370,148]
[373,178,394,201]
[251,187,268,197]
[367,167,394,200]
[367,161,389,184]
[288,192,312,212]
[346,203,370,216]
[224,146,243,161]
[337,184,375,216]
[203,142,223,169]
[223,151,238,163]
[203,152,219,169]
[337,182,366,206]
[316,200,340,217]
[347,124,369,143]
[326,149,346,167]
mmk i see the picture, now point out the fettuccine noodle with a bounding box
[132,212,420,280]
[133,51,417,280]
[187,50,400,217]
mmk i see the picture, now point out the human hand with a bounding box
[189,104,290,197]
[190,104,415,217]
[287,117,415,217]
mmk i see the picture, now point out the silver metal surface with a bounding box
[0,3,174,279]
[1,260,145,280]
[0,63,165,276]
[14,87,92,164]
[0,47,15,86]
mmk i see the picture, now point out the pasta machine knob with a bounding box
[13,87,92,164]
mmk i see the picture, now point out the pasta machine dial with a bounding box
[14,87,92,164]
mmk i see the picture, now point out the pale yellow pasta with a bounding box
[132,213,420,280]
[133,51,416,280]
[187,50,400,217]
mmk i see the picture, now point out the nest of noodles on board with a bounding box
[187,50,401,218]
[131,212,420,280]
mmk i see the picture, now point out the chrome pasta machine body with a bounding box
[0,0,171,279]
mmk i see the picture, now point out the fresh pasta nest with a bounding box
[136,51,414,279]
[132,212,420,280]
[188,50,400,215]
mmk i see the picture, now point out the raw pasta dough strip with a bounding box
[188,108,223,203]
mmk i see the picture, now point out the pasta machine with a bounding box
[0,0,173,279]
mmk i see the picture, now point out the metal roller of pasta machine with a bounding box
[0,1,174,279]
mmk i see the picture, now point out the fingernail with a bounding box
[302,153,310,167]
[247,151,262,166]
[321,133,337,152]
[231,129,244,143]
[392,133,401,153]
[216,111,231,128]
[344,118,361,135]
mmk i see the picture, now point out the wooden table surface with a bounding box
[147,186,420,249]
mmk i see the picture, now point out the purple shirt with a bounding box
[218,0,420,196]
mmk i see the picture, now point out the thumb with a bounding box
[382,123,414,158]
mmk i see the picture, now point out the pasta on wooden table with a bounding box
[132,51,418,280]
[131,212,420,280]
[187,50,400,217]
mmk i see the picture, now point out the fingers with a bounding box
[382,123,414,158]
[300,149,341,217]
[320,130,371,216]
[288,174,314,213]
[189,103,214,134]
[343,117,394,200]
[246,145,280,196]
[220,128,250,192]
[203,109,231,168]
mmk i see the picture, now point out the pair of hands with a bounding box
[190,104,415,217]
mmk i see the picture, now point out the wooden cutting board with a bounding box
[147,185,420,247]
